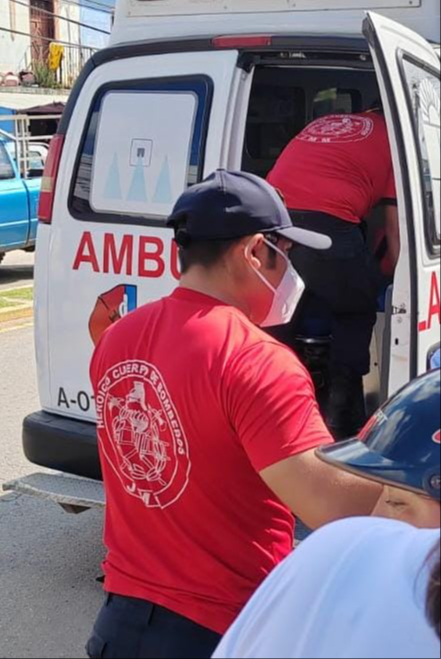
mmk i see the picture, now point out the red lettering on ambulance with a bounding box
[73,231,100,272]
[419,272,441,332]
[103,234,133,276]
[171,240,181,281]
[138,237,165,278]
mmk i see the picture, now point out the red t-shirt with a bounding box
[90,288,332,634]
[268,112,397,224]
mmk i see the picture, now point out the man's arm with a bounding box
[225,342,381,530]
[384,205,400,271]
[260,449,381,530]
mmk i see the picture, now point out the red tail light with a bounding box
[212,35,273,49]
[38,134,65,224]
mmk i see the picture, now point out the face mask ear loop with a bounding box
[262,238,290,265]
[245,240,276,295]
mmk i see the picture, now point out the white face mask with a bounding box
[248,238,306,328]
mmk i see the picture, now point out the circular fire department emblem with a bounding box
[298,114,374,144]
[96,360,191,509]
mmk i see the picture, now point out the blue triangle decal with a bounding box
[127,158,148,203]
[104,153,122,200]
[153,157,173,204]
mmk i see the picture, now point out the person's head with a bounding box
[317,369,441,529]
[168,170,331,327]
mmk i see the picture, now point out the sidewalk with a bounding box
[0,286,33,324]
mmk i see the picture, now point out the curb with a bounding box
[0,306,33,324]
[0,285,33,324]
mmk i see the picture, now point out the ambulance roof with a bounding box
[111,0,441,47]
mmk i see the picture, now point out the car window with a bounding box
[400,55,441,250]
[0,142,15,180]
[70,76,213,227]
[28,150,45,174]
[312,88,362,119]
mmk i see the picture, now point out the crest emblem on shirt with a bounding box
[96,360,191,509]
[433,429,441,445]
[298,115,374,144]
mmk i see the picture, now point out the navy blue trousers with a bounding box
[290,211,383,377]
[87,594,222,659]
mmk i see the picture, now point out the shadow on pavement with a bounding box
[0,263,34,290]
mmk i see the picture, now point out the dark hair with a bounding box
[177,237,241,274]
[175,217,281,274]
[426,543,441,640]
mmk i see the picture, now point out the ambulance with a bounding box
[6,0,440,507]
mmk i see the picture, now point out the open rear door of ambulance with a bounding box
[364,12,441,397]
[38,47,247,425]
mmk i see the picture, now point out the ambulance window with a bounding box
[400,56,441,250]
[0,143,14,180]
[244,85,305,178]
[70,77,213,226]
[312,88,362,119]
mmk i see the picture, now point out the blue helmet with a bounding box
[318,370,441,500]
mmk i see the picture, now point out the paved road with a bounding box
[0,324,104,659]
[0,251,34,291]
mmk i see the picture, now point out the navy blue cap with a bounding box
[318,369,441,500]
[167,170,331,250]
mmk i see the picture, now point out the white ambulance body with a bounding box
[17,0,440,485]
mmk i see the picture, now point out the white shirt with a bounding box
[213,518,440,659]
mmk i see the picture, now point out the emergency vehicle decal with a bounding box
[89,284,138,346]
[90,91,197,216]
[73,231,181,280]
[96,360,191,509]
[419,272,441,332]
[298,114,374,144]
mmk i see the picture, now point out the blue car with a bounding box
[0,138,43,264]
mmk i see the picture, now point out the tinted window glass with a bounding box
[401,57,440,249]
[70,77,213,226]
[312,88,362,119]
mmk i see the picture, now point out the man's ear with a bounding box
[243,234,265,271]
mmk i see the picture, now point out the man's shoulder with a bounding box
[226,323,310,384]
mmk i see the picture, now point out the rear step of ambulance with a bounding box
[3,473,309,541]
[2,472,105,514]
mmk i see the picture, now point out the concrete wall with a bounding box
[55,0,80,47]
[0,0,31,74]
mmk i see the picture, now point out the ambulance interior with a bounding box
[242,62,394,415]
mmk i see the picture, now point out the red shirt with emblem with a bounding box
[267,112,396,223]
[90,288,332,634]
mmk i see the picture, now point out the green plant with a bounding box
[32,61,60,89]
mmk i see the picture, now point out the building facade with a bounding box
[0,0,114,87]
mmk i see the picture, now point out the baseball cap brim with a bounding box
[317,439,422,493]
[318,439,393,473]
[277,226,332,250]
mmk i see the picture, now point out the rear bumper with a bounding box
[23,411,102,481]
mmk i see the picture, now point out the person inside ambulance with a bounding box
[212,370,441,659]
[268,104,399,440]
[87,171,382,659]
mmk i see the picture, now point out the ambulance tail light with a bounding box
[212,35,273,49]
[38,134,65,224]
